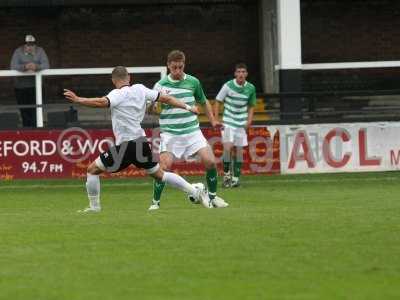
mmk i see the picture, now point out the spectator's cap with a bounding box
[25,34,36,43]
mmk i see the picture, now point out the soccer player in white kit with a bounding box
[214,63,256,187]
[63,66,210,212]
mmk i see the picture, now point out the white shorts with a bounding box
[222,125,248,147]
[159,130,209,160]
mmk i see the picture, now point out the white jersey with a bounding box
[106,84,159,145]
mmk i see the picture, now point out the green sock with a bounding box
[206,168,218,200]
[223,161,231,174]
[222,150,231,173]
[233,158,242,178]
[153,180,166,201]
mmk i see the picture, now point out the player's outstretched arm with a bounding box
[63,89,109,108]
[158,93,199,115]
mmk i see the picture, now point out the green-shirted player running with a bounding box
[214,63,256,187]
[149,50,229,210]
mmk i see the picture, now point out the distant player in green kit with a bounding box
[149,50,228,210]
[214,63,256,187]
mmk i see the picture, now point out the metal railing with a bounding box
[275,60,400,70]
[0,66,167,127]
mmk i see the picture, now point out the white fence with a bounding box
[0,66,167,127]
[275,60,400,70]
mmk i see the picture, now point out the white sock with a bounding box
[162,172,196,195]
[86,173,100,209]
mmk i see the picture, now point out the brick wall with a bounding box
[302,0,400,63]
[0,3,260,104]
[301,0,400,91]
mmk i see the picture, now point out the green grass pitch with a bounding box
[0,172,400,300]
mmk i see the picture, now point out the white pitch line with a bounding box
[0,176,399,190]
[261,176,400,183]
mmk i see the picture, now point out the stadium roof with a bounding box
[0,0,253,7]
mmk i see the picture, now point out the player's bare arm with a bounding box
[63,89,109,108]
[246,106,255,129]
[203,99,219,127]
[158,93,200,115]
[213,100,221,124]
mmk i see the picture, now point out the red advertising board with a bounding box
[0,127,279,180]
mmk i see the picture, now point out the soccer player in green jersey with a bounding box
[214,63,256,187]
[149,50,228,210]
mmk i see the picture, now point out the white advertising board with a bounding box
[277,122,400,174]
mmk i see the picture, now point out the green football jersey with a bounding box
[216,79,256,128]
[154,74,207,135]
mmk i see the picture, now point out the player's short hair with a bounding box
[235,63,248,71]
[167,50,186,63]
[112,66,129,80]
